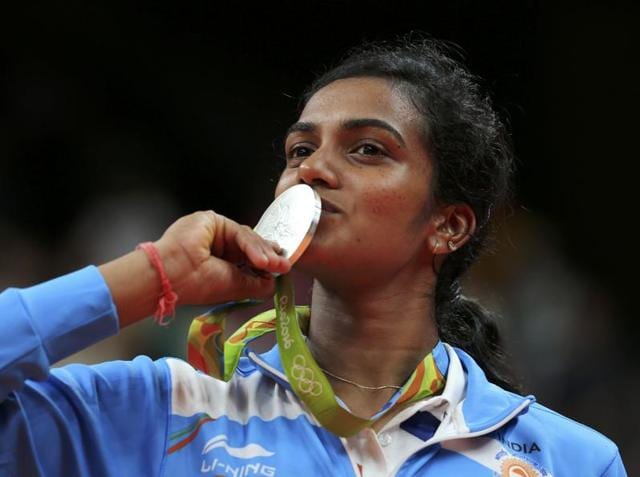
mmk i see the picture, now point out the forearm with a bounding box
[0,266,118,401]
[98,249,164,329]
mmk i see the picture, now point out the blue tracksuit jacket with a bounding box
[0,266,628,476]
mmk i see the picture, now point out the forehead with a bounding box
[300,77,421,131]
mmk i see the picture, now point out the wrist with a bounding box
[99,250,161,328]
[137,242,179,326]
[153,238,191,298]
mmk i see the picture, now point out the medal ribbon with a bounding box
[187,274,445,437]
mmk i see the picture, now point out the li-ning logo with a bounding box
[202,435,274,459]
[201,435,276,476]
[290,354,323,396]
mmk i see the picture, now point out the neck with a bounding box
[306,270,439,415]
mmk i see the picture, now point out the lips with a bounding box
[319,197,341,214]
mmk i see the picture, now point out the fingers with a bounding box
[232,266,277,299]
[206,257,277,302]
[240,233,291,274]
[219,217,291,275]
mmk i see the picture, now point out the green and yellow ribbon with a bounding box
[187,275,445,437]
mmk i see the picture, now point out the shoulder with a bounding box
[450,348,625,474]
[164,355,261,393]
[164,356,267,417]
[164,354,310,428]
[525,400,618,450]
[502,396,624,475]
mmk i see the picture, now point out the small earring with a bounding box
[431,241,441,275]
[447,240,456,251]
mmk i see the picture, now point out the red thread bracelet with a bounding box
[136,242,178,326]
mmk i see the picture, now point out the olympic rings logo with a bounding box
[290,354,323,397]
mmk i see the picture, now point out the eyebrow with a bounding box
[285,118,406,147]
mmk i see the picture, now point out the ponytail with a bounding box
[435,276,522,394]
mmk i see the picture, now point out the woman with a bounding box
[0,38,626,476]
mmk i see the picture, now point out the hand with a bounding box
[100,210,291,328]
[155,210,290,305]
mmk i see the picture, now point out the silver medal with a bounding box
[254,184,321,265]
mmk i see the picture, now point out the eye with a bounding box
[351,143,389,162]
[355,144,385,156]
[285,144,315,167]
[288,145,314,159]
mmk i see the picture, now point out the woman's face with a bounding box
[276,77,438,287]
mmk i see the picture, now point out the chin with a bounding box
[293,249,322,274]
[294,247,333,277]
[294,247,357,284]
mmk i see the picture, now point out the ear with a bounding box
[428,203,477,255]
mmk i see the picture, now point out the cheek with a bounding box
[361,188,414,218]
[357,163,430,220]
[274,170,297,197]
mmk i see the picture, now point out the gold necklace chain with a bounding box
[318,366,402,391]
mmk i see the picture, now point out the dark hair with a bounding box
[301,36,521,393]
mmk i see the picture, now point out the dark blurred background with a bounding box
[1,0,638,470]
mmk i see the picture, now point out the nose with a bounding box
[297,148,339,189]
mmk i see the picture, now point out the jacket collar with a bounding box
[248,341,449,403]
[246,342,534,438]
[400,345,535,443]
[455,347,535,434]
